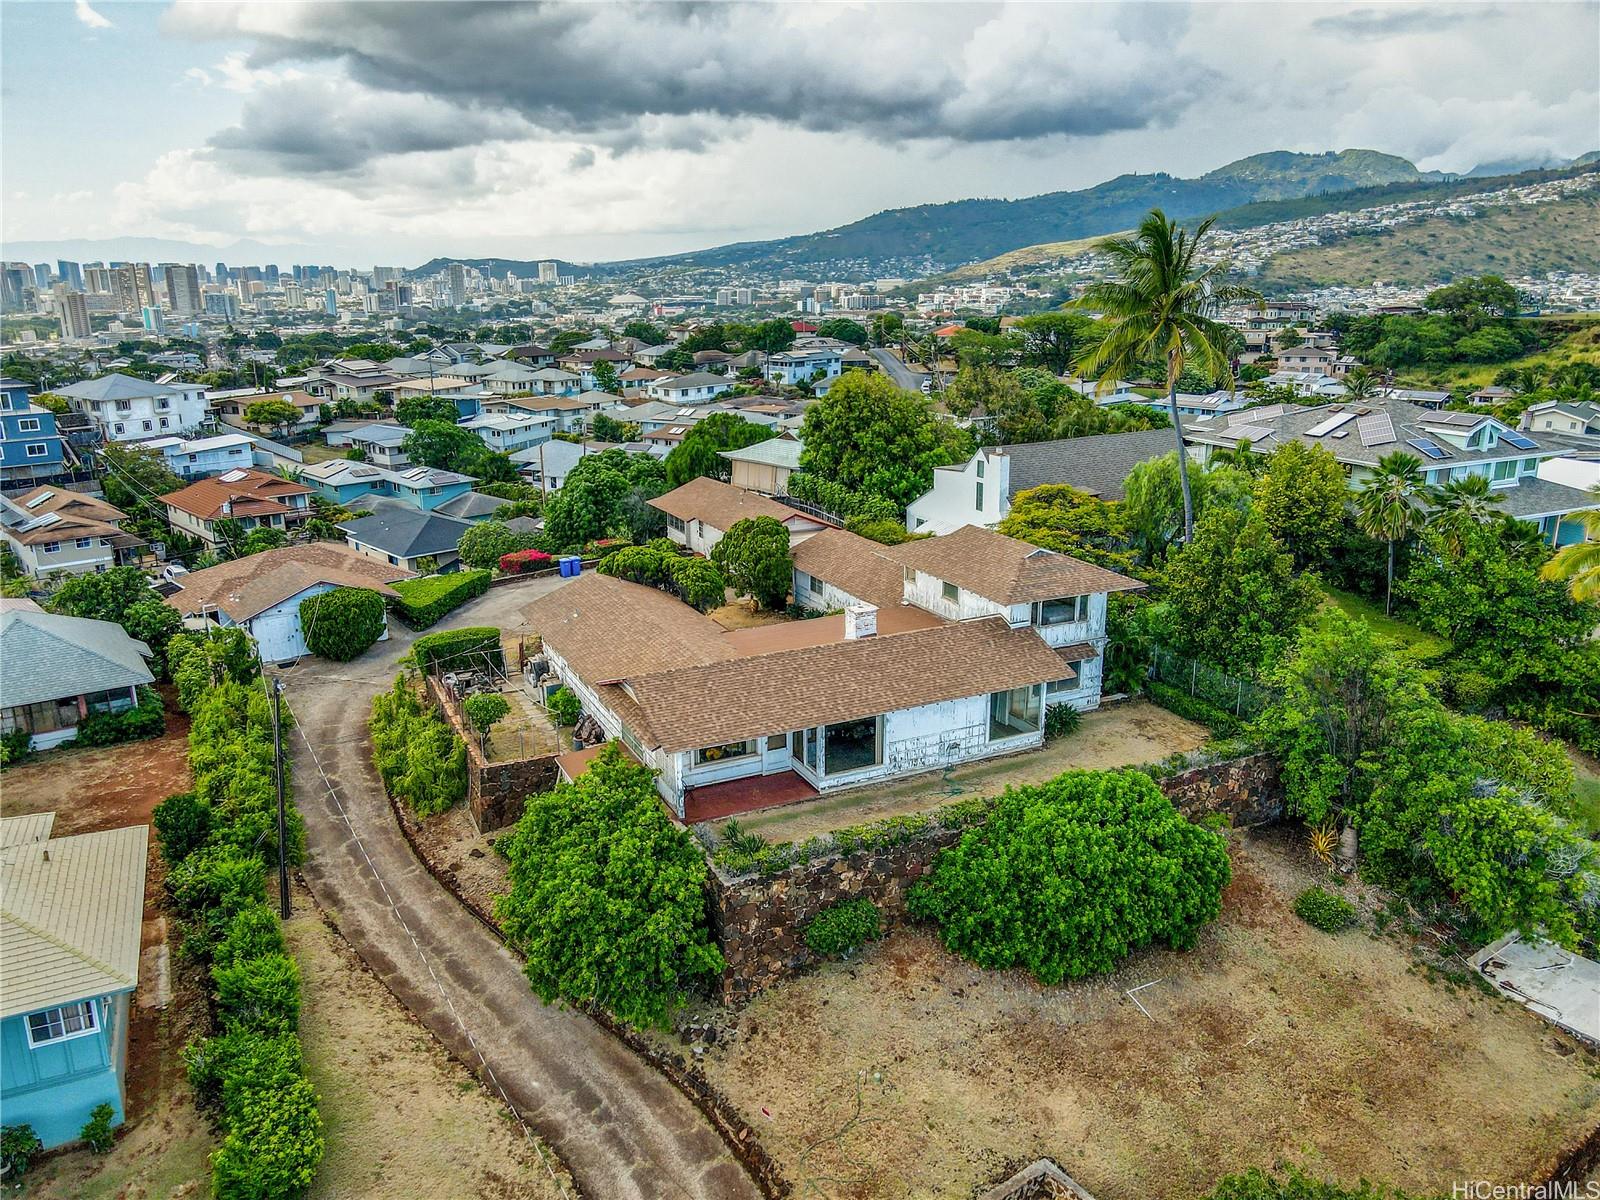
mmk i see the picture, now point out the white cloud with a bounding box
[74,1,113,31]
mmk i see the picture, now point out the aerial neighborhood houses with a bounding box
[1,487,144,576]
[159,467,315,549]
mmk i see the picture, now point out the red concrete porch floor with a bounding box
[682,771,819,824]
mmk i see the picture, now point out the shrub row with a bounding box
[388,569,491,628]
[73,685,166,747]
[1144,680,1246,737]
[787,472,900,522]
[370,675,468,817]
[153,673,323,1199]
[409,626,505,675]
[711,794,992,878]
[499,549,554,575]
[595,543,729,612]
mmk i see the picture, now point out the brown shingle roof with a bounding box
[4,487,129,545]
[160,468,314,522]
[165,543,412,623]
[648,477,809,532]
[625,617,1068,752]
[519,572,735,683]
[790,527,909,609]
[890,524,1142,604]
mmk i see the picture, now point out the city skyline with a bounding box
[2,1,1598,267]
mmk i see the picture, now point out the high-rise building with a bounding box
[204,291,241,320]
[283,282,303,308]
[264,264,280,284]
[215,261,230,283]
[162,263,202,315]
[716,287,734,306]
[3,265,34,311]
[241,266,262,284]
[55,286,91,340]
[140,305,166,335]
[447,262,467,307]
[111,265,143,313]
[31,264,52,288]
[537,261,559,284]
[84,266,113,294]
[324,289,338,316]
[56,260,84,290]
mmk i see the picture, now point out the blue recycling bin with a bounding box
[559,555,581,577]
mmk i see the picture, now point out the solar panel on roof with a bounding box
[1306,411,1358,437]
[218,469,248,482]
[1357,413,1396,447]
[1222,424,1274,443]
[1407,437,1450,460]
[1499,431,1537,450]
[23,490,54,509]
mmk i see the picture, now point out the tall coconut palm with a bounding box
[1540,488,1600,601]
[1426,473,1505,554]
[1356,451,1429,615]
[1072,209,1259,543]
[1341,366,1378,402]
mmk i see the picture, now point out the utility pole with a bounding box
[271,677,290,918]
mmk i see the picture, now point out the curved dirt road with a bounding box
[279,578,759,1200]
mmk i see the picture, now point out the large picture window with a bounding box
[989,686,1042,740]
[694,740,755,766]
[26,1000,99,1047]
[824,716,882,775]
[1035,595,1088,626]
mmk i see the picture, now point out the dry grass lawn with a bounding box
[286,885,573,1200]
[698,830,1600,1199]
[709,598,795,631]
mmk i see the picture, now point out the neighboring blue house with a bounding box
[0,376,69,486]
[299,460,476,511]
[1,812,148,1150]
[142,432,257,479]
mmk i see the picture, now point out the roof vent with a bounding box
[844,603,878,640]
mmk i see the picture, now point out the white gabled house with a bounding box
[649,476,827,557]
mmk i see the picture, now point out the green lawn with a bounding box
[1570,752,1600,837]
[298,441,349,464]
[1320,585,1451,661]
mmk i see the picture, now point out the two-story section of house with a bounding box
[159,467,315,549]
[481,391,610,435]
[645,372,736,405]
[142,432,256,479]
[765,348,844,389]
[0,488,144,576]
[650,476,828,557]
[56,373,207,443]
[298,460,476,512]
[0,377,70,487]
[1,813,147,1150]
[460,411,556,454]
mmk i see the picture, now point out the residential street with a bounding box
[867,345,926,391]
[279,576,760,1200]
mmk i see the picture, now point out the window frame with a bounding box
[25,999,100,1048]
[941,580,959,603]
[694,739,757,766]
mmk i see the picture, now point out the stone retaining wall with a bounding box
[423,675,559,832]
[708,753,1284,1006]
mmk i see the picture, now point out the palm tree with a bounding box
[1072,209,1259,543]
[1341,366,1378,402]
[1540,488,1600,601]
[1356,451,1428,615]
[1426,473,1505,554]
[1209,438,1263,475]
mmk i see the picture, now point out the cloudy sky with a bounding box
[3,1,1597,267]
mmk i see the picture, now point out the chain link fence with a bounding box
[1147,645,1277,721]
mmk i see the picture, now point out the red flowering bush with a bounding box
[499,549,555,575]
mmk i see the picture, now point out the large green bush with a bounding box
[370,676,467,817]
[388,570,491,628]
[710,515,791,609]
[154,791,213,865]
[185,1030,304,1122]
[211,1076,324,1200]
[496,743,724,1028]
[214,952,302,1034]
[213,902,288,970]
[667,555,728,611]
[909,770,1231,983]
[1293,886,1357,932]
[167,629,259,712]
[409,625,504,673]
[804,899,881,957]
[75,686,165,747]
[299,586,387,661]
[545,686,581,727]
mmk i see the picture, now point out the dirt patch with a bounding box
[407,801,513,924]
[482,685,563,763]
[722,700,1209,845]
[696,830,1600,1199]
[709,599,794,631]
[285,883,572,1200]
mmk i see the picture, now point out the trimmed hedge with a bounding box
[388,569,491,629]
[75,686,166,747]
[1145,680,1245,736]
[153,673,323,1199]
[299,587,387,661]
[411,626,504,675]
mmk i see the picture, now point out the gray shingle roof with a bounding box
[0,609,154,708]
[58,372,186,402]
[1004,429,1178,501]
[1492,476,1600,520]
[339,504,475,558]
[434,491,505,521]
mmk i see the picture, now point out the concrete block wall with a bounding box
[423,674,559,832]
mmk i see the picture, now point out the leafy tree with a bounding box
[814,317,868,346]
[591,359,621,394]
[596,545,673,588]
[589,413,641,443]
[666,556,728,611]
[542,467,630,549]
[1013,311,1100,374]
[1072,210,1259,543]
[463,692,511,732]
[1426,473,1506,554]
[1424,274,1520,325]
[299,587,386,661]
[237,527,288,558]
[1121,453,1253,566]
[496,743,724,1027]
[123,596,185,678]
[995,485,1136,573]
[798,372,972,510]
[663,431,725,489]
[99,443,184,520]
[656,347,694,372]
[1354,451,1428,615]
[243,398,299,433]
[621,320,667,345]
[1253,441,1348,571]
[711,516,792,609]
[909,770,1230,983]
[1161,507,1321,673]
[394,393,460,427]
[457,520,538,570]
[48,565,153,623]
[743,318,796,354]
[370,676,468,816]
[402,419,482,471]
